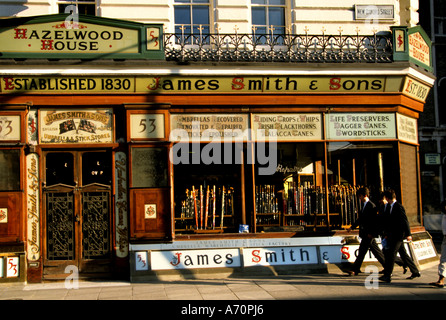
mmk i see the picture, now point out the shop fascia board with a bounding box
[0,63,434,86]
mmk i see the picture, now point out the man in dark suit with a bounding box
[379,189,420,283]
[347,187,385,275]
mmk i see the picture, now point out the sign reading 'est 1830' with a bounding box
[0,14,163,59]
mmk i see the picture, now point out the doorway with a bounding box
[43,150,113,279]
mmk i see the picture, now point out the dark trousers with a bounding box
[383,239,418,277]
[352,237,385,271]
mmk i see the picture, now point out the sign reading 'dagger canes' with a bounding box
[325,113,396,140]
[39,109,113,144]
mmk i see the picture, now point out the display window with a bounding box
[173,142,328,234]
[253,143,326,232]
[173,140,404,235]
[173,143,244,234]
[326,142,400,228]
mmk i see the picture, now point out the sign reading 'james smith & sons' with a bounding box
[40,109,113,144]
[0,14,163,59]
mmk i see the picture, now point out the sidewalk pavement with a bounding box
[0,263,444,301]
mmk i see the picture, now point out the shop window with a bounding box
[0,149,20,191]
[58,0,97,16]
[326,142,400,228]
[173,142,328,234]
[253,143,326,231]
[174,143,244,233]
[174,0,210,43]
[82,151,112,186]
[45,152,74,187]
[251,0,286,44]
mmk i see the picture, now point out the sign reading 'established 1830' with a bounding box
[0,14,163,59]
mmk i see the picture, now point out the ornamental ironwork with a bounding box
[164,30,393,63]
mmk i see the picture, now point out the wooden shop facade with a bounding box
[0,15,438,282]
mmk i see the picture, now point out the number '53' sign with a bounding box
[0,115,21,141]
[129,113,165,140]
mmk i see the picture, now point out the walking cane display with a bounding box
[205,185,209,229]
[212,185,216,230]
[220,186,225,230]
[179,183,230,233]
[192,186,198,230]
[200,185,203,229]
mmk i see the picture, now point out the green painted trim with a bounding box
[407,26,433,73]
[0,14,164,60]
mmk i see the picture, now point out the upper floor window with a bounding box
[174,0,210,36]
[251,0,286,36]
[58,0,97,16]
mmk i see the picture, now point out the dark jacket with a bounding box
[351,200,380,238]
[381,201,411,241]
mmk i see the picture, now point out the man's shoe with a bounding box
[428,282,444,288]
[406,273,421,280]
[379,275,391,283]
[402,267,408,274]
[346,270,360,276]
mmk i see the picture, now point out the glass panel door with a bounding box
[44,150,112,277]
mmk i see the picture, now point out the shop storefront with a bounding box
[0,15,438,282]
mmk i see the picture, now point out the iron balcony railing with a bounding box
[164,31,393,63]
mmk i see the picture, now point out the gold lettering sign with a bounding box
[1,77,134,93]
[27,153,40,261]
[326,113,396,140]
[402,77,430,102]
[0,75,409,94]
[170,114,249,142]
[140,76,387,93]
[251,114,322,141]
[0,21,139,54]
[409,32,431,67]
[40,109,113,144]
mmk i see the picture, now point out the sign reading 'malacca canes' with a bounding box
[0,14,164,59]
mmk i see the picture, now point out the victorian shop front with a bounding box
[0,14,438,282]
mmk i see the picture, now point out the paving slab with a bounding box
[0,263,444,301]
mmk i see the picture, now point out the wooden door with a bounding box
[43,150,113,279]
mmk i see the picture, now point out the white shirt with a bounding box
[362,199,369,212]
[389,199,396,213]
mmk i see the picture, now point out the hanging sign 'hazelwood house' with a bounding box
[0,14,163,59]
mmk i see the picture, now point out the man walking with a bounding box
[379,189,420,283]
[428,200,446,288]
[347,187,385,276]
